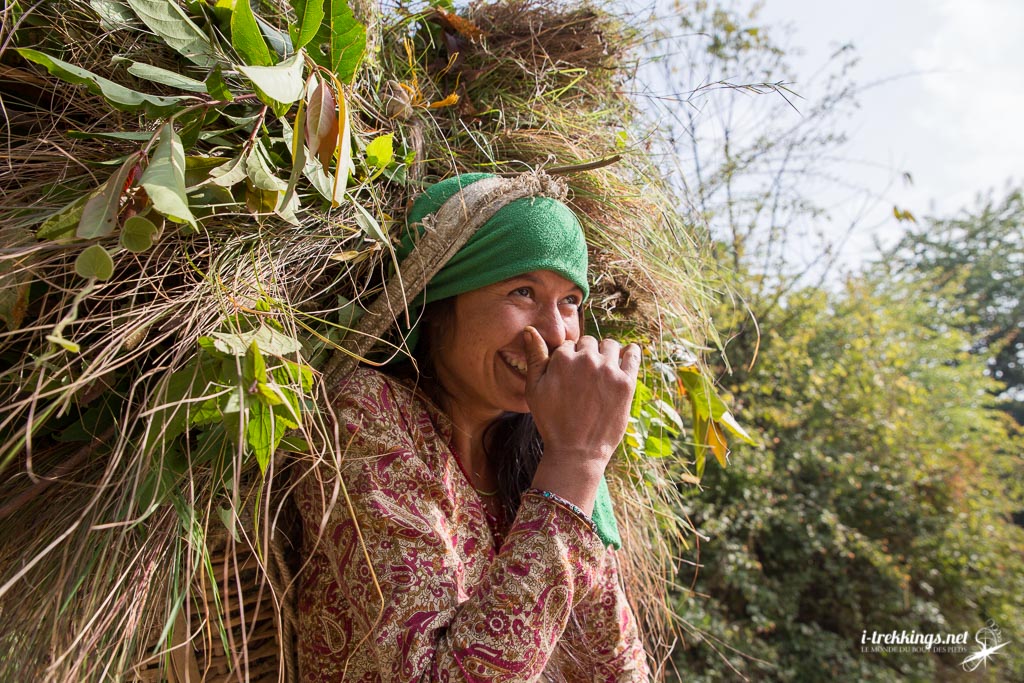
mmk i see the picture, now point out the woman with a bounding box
[294,174,651,681]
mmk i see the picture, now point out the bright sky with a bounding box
[752,0,1024,269]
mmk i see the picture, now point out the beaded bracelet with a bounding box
[523,488,598,535]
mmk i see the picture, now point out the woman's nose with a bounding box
[531,304,569,350]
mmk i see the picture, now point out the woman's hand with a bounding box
[523,325,641,514]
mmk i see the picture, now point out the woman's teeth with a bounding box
[501,352,527,375]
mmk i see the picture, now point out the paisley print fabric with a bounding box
[294,366,650,682]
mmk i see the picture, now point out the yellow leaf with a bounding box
[426,92,459,109]
[707,420,729,468]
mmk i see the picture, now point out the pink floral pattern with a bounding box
[294,366,650,682]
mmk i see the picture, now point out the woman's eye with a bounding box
[511,287,532,297]
[561,295,580,306]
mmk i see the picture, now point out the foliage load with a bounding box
[0,0,749,679]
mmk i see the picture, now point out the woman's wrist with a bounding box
[530,458,605,516]
[522,488,598,535]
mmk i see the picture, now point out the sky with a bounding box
[636,0,1024,274]
[743,0,1023,268]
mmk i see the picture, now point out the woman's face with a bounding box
[431,269,583,419]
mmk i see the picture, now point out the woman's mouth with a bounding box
[499,351,527,376]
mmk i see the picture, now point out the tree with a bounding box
[885,187,1024,424]
[672,276,1024,682]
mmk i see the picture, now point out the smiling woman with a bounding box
[292,173,650,681]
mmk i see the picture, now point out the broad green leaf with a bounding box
[246,140,288,191]
[328,0,365,84]
[365,133,393,170]
[37,195,89,240]
[127,62,208,92]
[302,155,341,205]
[90,0,136,29]
[209,325,303,356]
[15,48,192,115]
[246,184,279,214]
[256,14,293,56]
[177,108,210,149]
[0,227,34,331]
[75,244,115,280]
[238,52,305,104]
[291,0,325,50]
[718,410,755,444]
[188,184,237,220]
[230,0,273,66]
[120,215,159,252]
[78,155,138,239]
[126,0,217,67]
[205,66,234,101]
[209,154,249,187]
[141,126,197,227]
[351,200,389,243]
[184,156,234,188]
[246,400,276,473]
[243,340,268,384]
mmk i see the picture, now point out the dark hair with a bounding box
[389,297,551,522]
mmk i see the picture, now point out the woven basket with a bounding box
[131,484,299,683]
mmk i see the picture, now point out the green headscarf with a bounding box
[397,173,589,352]
[397,172,620,549]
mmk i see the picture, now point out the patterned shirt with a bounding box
[294,366,651,682]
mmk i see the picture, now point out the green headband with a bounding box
[394,172,590,355]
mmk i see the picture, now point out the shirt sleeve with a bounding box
[294,370,608,682]
[559,549,652,682]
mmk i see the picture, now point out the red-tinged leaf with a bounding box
[77,154,140,239]
[305,77,339,166]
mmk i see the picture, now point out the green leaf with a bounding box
[15,48,193,115]
[75,244,115,280]
[245,140,288,191]
[230,0,273,66]
[37,195,89,240]
[291,0,325,50]
[238,52,305,104]
[351,200,389,242]
[246,400,278,473]
[184,156,234,188]
[126,0,217,67]
[209,325,303,356]
[365,133,393,170]
[120,215,159,252]
[78,155,138,239]
[205,65,234,101]
[244,340,268,384]
[90,0,136,30]
[127,62,208,92]
[208,154,249,187]
[327,0,365,84]
[256,13,293,56]
[141,126,197,227]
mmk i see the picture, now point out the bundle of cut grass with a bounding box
[0,0,749,679]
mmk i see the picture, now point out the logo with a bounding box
[961,620,1010,672]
